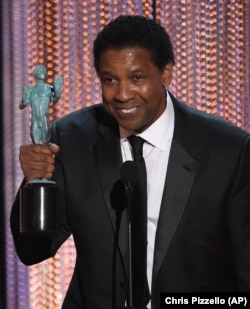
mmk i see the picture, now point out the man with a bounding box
[11,15,250,309]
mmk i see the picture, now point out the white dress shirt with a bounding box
[120,91,175,306]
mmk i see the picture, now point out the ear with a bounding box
[162,62,173,87]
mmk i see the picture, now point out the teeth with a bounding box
[121,107,136,114]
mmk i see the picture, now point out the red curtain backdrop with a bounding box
[2,1,250,308]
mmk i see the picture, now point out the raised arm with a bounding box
[10,143,71,265]
[19,86,31,109]
[51,77,63,103]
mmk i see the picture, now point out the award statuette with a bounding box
[19,65,63,235]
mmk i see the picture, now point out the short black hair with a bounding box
[93,15,175,73]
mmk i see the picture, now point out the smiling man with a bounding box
[11,15,250,309]
[98,47,172,133]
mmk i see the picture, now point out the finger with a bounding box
[20,144,53,156]
[21,160,56,181]
[20,144,56,161]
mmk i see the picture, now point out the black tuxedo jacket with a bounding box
[11,94,250,309]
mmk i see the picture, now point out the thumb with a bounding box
[49,143,60,154]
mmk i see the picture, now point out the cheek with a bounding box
[143,80,164,100]
[101,86,112,102]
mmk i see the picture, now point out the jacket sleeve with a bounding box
[227,135,250,290]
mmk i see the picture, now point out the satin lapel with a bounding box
[92,124,128,268]
[152,139,198,286]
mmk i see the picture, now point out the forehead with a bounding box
[99,47,155,71]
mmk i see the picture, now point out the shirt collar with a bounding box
[120,90,175,152]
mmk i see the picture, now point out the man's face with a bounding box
[98,48,173,133]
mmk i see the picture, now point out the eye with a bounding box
[101,77,112,82]
[134,75,142,81]
[101,76,116,84]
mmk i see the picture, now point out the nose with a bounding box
[115,80,134,102]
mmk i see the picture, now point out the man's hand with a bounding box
[19,143,60,182]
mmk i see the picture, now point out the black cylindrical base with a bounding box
[20,182,61,235]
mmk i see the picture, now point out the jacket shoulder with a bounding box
[172,97,249,144]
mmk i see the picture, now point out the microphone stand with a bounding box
[119,161,148,309]
[121,181,148,309]
[125,180,134,308]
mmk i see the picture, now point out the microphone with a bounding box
[120,161,138,190]
[110,180,127,213]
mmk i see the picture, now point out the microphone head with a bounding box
[120,161,138,187]
[110,179,127,212]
